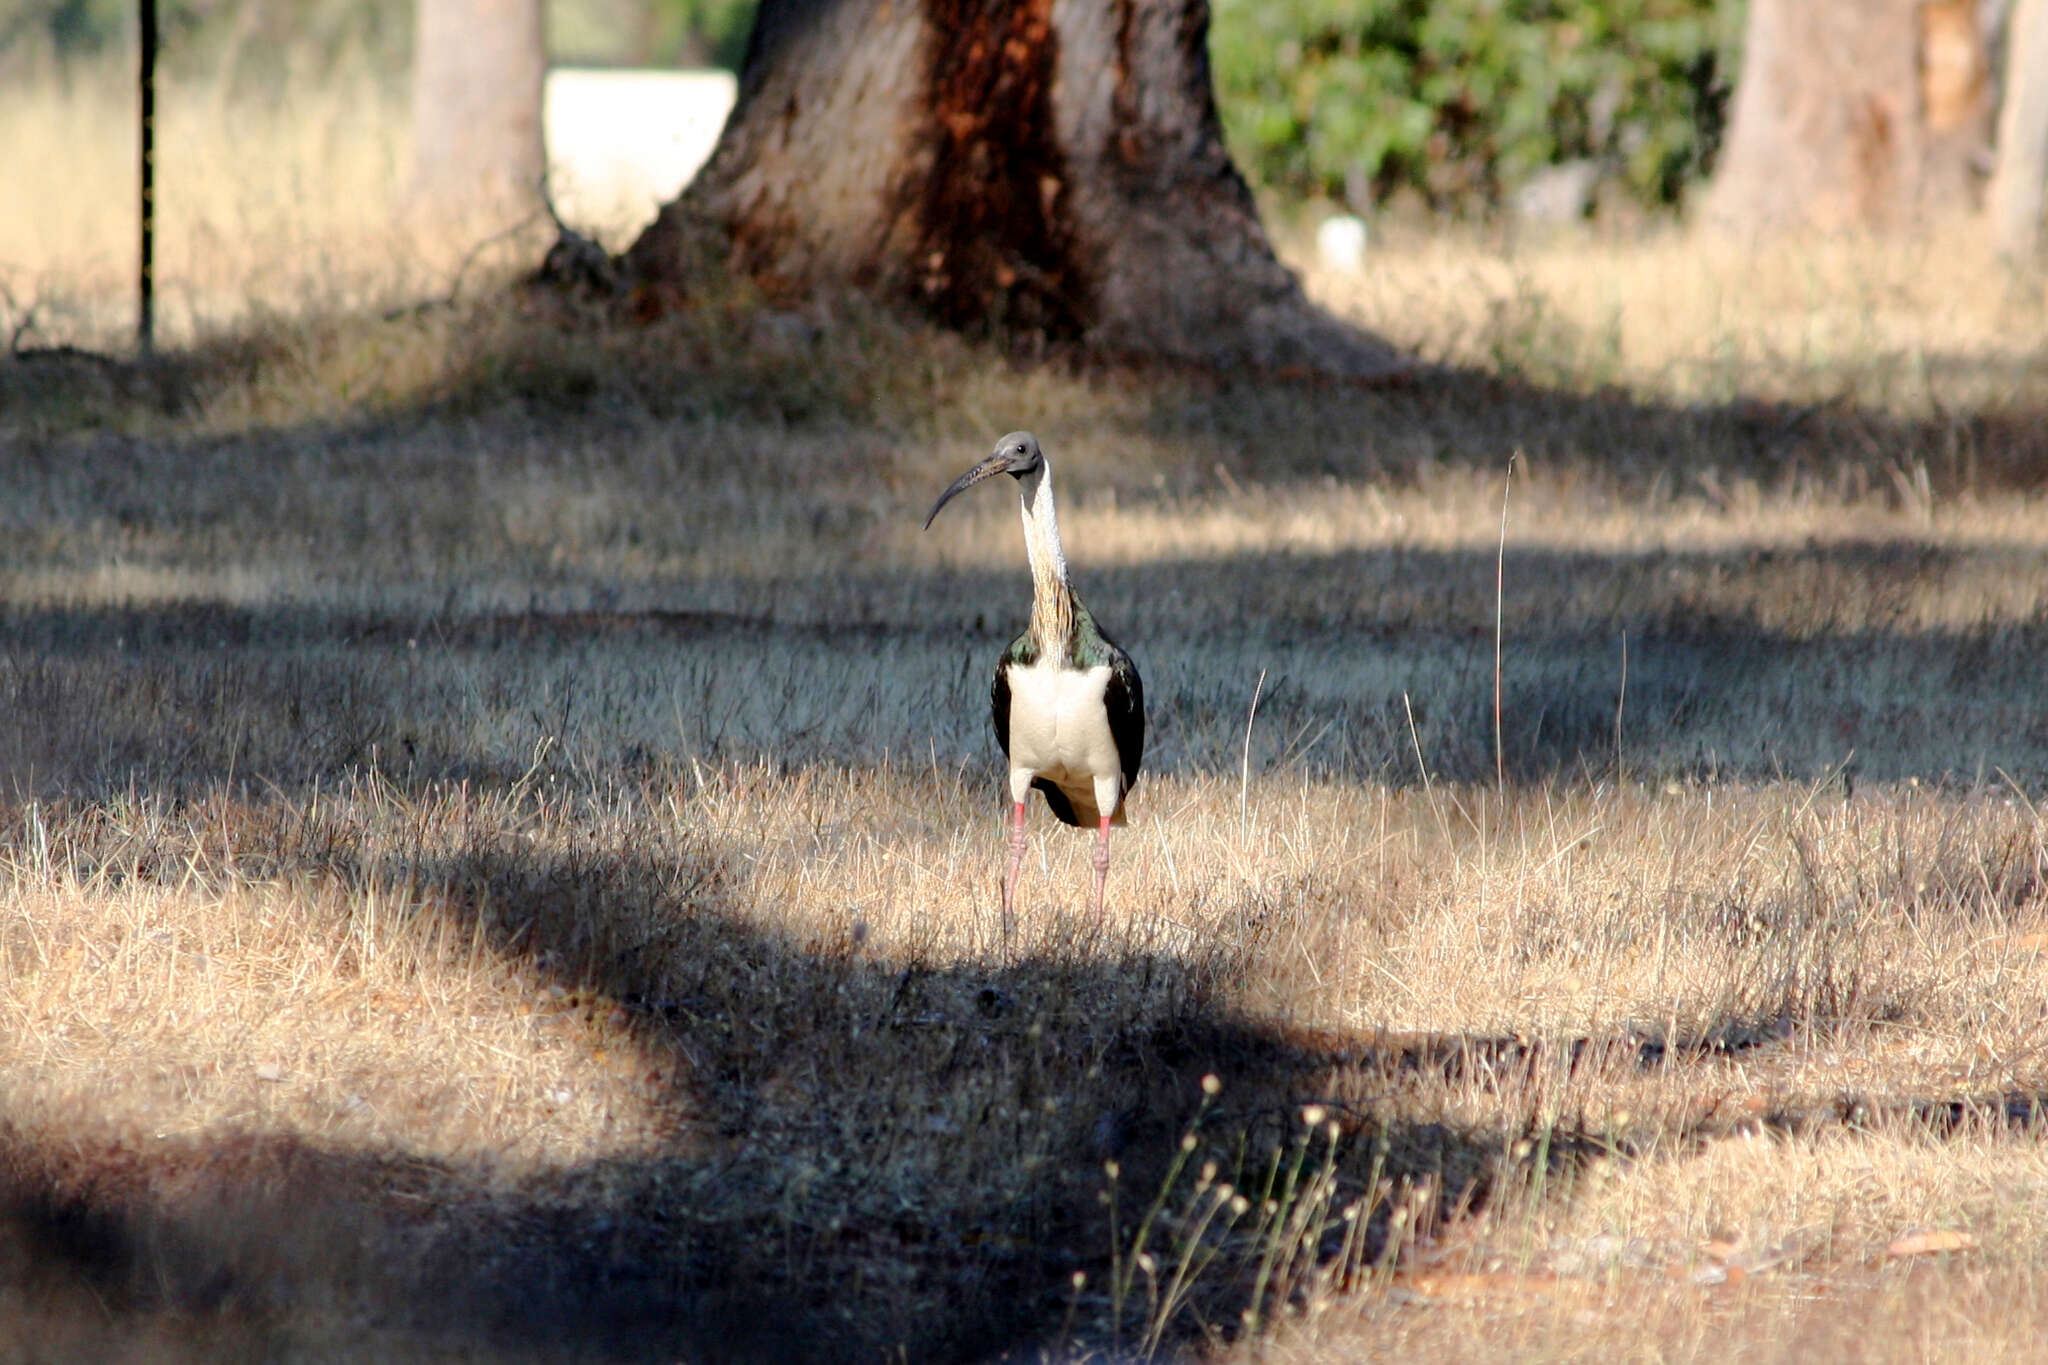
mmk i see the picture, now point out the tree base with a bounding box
[622,0,1406,380]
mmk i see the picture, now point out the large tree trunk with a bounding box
[411,0,547,222]
[1700,0,1991,232]
[622,0,1402,376]
[1989,0,2048,258]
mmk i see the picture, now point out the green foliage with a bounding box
[550,0,757,69]
[639,0,755,69]
[1210,0,1745,216]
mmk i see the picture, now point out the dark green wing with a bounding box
[990,631,1036,761]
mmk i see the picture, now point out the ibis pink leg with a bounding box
[1003,800,1028,940]
[1091,816,1113,921]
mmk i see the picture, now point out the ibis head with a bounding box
[922,431,1045,530]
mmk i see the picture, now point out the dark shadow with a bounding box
[8,298,2048,497]
[0,833,1539,1362]
[4,536,2047,801]
[1125,359,2048,500]
[4,828,2036,1359]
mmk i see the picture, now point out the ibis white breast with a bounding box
[1005,659,1125,816]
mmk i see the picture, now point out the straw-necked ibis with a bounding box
[924,432,1145,935]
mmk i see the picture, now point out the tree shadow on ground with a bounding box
[5,818,2043,1362]
[4,532,2048,803]
[8,301,2048,501]
[0,833,1518,1362]
[1121,355,2048,499]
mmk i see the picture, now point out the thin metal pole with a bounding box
[138,0,156,352]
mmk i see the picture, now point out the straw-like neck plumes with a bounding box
[1016,463,1077,657]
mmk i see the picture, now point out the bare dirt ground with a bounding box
[6,78,2048,1365]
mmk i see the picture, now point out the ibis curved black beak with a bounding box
[922,454,1010,530]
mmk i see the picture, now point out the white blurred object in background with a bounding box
[1315,214,1368,272]
[543,69,737,239]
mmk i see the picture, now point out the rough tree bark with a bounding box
[1988,0,2048,257]
[622,0,1403,376]
[1700,0,1991,232]
[410,0,547,221]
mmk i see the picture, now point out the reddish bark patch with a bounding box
[1110,0,1143,166]
[910,0,1091,339]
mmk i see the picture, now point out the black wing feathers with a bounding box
[991,657,1012,759]
[991,632,1039,762]
[1102,640,1145,791]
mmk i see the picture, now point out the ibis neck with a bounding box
[1016,464,1077,658]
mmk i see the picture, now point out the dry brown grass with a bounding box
[0,71,539,349]
[6,69,2048,1365]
